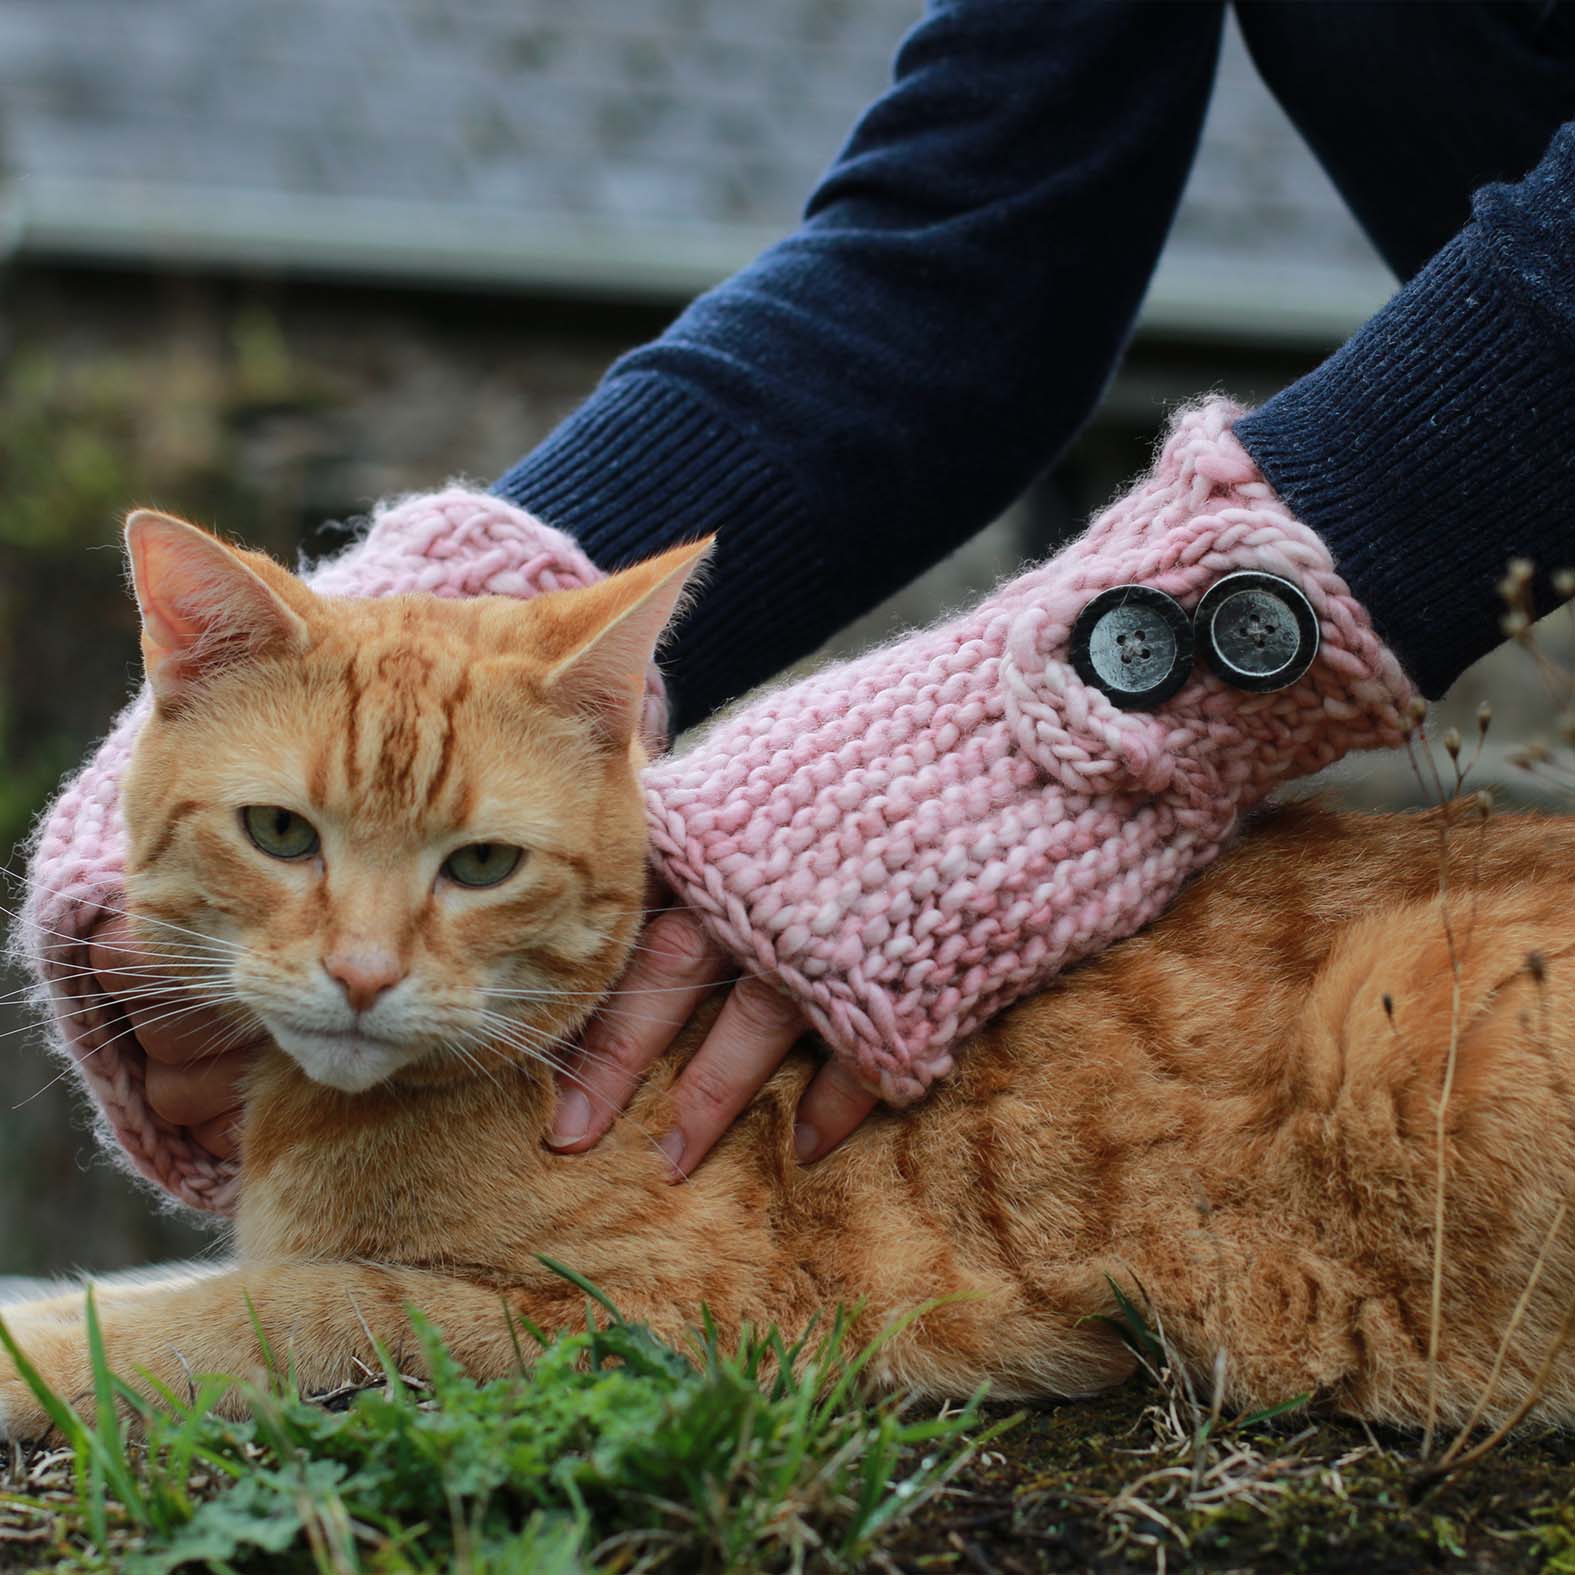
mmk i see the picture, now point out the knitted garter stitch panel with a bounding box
[643,400,1415,1105]
[18,489,666,1215]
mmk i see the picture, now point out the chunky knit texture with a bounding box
[18,489,667,1215]
[645,401,1415,1104]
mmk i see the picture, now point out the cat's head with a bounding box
[119,510,707,1094]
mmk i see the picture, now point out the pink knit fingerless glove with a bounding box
[18,489,665,1214]
[644,400,1415,1104]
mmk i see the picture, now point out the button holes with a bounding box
[1070,584,1195,710]
[1235,615,1269,648]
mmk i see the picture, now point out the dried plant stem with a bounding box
[1403,727,1467,1461]
[1194,1348,1227,1495]
[1418,1286,1575,1483]
[1460,793,1491,962]
[1436,1198,1569,1468]
[1421,950,1464,1461]
[1435,955,1565,1474]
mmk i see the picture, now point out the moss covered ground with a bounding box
[887,1383,1575,1575]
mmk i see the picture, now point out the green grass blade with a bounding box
[1099,1273,1166,1360]
[0,1309,90,1449]
[536,1255,623,1324]
[241,1291,285,1393]
[1233,1392,1312,1430]
[84,1289,147,1520]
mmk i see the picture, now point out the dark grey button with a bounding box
[1194,571,1319,692]
[1069,585,1193,710]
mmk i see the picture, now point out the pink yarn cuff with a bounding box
[19,489,663,1214]
[644,400,1416,1104]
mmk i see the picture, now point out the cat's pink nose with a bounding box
[322,949,407,1014]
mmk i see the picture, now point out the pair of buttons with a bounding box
[1069,572,1319,711]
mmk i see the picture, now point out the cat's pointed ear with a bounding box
[125,510,312,704]
[544,538,712,748]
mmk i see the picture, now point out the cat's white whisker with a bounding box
[0,967,248,1029]
[0,985,202,1040]
[65,942,243,967]
[10,994,252,1109]
[22,945,229,970]
[16,929,216,969]
[7,906,248,965]
[481,995,734,1034]
[479,1030,648,1080]
[610,935,785,981]
[0,960,234,1001]
[93,993,249,1044]
[474,1034,560,1080]
[19,974,233,1011]
[483,976,750,1000]
[444,1028,518,1090]
[21,932,245,972]
[183,1008,267,1061]
[468,1013,658,1090]
[0,879,253,955]
[468,1012,580,1066]
[464,1020,686,1170]
[471,1008,586,1056]
[589,903,693,918]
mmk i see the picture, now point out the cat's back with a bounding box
[928,802,1575,1419]
[976,801,1575,1104]
[902,802,1575,1273]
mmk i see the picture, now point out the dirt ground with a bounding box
[883,1383,1575,1575]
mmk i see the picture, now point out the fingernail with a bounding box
[548,1091,590,1148]
[793,1122,819,1163]
[657,1129,686,1178]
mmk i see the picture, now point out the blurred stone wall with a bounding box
[1,262,1567,1278]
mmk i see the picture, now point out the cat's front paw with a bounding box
[0,1308,88,1442]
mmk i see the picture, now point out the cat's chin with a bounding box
[268,1025,421,1094]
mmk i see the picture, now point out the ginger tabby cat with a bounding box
[5,512,1575,1440]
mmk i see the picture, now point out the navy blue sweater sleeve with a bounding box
[1235,123,1575,699]
[494,1,1224,730]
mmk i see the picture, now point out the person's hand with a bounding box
[86,914,260,1158]
[546,907,879,1177]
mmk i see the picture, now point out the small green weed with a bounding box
[0,1273,1009,1573]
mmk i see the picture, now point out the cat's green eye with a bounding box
[242,805,321,861]
[442,842,524,889]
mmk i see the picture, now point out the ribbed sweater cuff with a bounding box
[1235,229,1575,699]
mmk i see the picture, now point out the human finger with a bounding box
[656,975,808,1180]
[792,1056,881,1164]
[547,909,729,1152]
[144,1047,254,1129]
[189,1108,245,1160]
